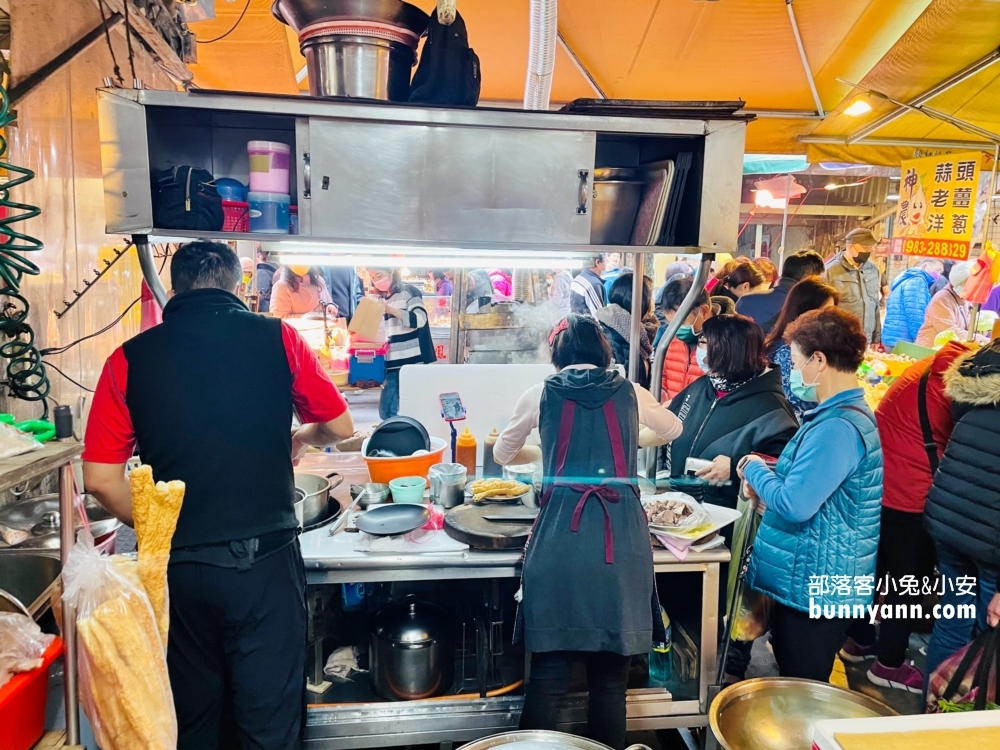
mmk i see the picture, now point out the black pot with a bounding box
[370,597,454,700]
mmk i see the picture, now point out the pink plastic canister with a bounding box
[247,140,291,194]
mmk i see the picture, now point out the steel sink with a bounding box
[0,550,61,619]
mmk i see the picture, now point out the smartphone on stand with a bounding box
[439,392,466,462]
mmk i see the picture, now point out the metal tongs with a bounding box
[328,487,366,535]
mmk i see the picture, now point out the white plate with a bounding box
[641,493,742,541]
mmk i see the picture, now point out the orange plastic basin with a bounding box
[362,437,448,485]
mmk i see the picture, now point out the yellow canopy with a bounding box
[186,0,1000,163]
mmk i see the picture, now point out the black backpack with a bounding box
[151,166,225,231]
[409,10,481,107]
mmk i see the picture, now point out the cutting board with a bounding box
[812,711,1000,750]
[399,363,553,466]
[444,503,537,549]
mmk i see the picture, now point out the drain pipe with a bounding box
[524,0,557,110]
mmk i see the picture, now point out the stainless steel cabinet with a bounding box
[301,119,595,244]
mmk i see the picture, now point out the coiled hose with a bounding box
[0,80,49,417]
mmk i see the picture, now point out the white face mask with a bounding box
[696,345,709,372]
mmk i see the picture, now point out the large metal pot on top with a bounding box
[370,597,454,700]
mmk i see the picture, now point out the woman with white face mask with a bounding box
[738,307,882,683]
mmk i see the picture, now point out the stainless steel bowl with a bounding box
[351,482,391,508]
[710,677,896,750]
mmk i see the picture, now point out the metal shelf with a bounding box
[145,229,709,256]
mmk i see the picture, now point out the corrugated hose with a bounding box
[0,79,50,417]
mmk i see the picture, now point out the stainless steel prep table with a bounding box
[302,543,729,748]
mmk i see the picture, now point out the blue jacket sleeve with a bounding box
[744,418,864,523]
[903,282,930,341]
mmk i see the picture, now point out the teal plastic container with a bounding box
[389,476,427,504]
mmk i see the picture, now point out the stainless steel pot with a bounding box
[0,493,120,541]
[459,731,650,750]
[294,471,344,528]
[272,0,428,101]
[370,597,454,700]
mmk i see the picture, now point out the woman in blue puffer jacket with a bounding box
[738,307,883,683]
[882,260,943,349]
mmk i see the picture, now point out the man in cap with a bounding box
[825,228,883,344]
[570,253,607,316]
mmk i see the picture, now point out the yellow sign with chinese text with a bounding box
[891,151,980,261]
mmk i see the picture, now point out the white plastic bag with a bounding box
[0,612,55,688]
[61,531,177,750]
[642,492,712,536]
[0,421,41,460]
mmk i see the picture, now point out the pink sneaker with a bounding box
[866,660,924,694]
[838,637,876,663]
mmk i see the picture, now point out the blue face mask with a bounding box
[695,346,709,372]
[789,360,820,402]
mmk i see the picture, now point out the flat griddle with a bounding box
[444,504,537,550]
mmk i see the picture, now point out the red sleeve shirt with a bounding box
[82,323,349,464]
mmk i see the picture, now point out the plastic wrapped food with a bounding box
[0,612,55,688]
[59,465,185,750]
[61,534,177,749]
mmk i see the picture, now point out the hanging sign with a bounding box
[891,151,981,261]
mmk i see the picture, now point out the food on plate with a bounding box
[645,499,695,527]
[129,466,185,647]
[468,478,529,502]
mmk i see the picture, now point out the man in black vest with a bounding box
[83,241,355,749]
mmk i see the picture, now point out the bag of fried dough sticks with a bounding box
[60,466,184,750]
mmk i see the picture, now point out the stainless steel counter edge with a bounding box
[303,547,730,570]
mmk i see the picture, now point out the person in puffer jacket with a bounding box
[658,277,713,402]
[739,308,882,682]
[923,340,1000,678]
[882,260,943,349]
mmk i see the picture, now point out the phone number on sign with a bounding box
[891,237,970,260]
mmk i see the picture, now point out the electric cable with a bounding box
[199,0,251,44]
[97,0,125,85]
[0,78,50,418]
[123,0,137,82]
[41,297,140,357]
[42,361,95,394]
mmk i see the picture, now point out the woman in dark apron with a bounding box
[494,315,681,750]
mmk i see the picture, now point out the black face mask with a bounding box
[854,251,872,265]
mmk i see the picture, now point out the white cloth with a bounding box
[323,646,366,682]
[493,364,683,465]
[353,527,469,554]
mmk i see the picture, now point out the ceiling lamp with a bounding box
[843,98,873,117]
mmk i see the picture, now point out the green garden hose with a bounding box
[0,79,50,417]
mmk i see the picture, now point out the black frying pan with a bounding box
[354,504,430,536]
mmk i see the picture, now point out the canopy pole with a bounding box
[968,144,1000,339]
[557,31,606,99]
[785,0,825,119]
[646,254,714,480]
[846,48,1000,145]
[778,174,792,256]
[628,254,645,383]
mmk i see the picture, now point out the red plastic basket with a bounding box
[222,200,250,233]
[0,636,63,750]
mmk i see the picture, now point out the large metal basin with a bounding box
[710,677,896,750]
[0,551,61,619]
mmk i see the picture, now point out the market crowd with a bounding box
[543,229,1000,714]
